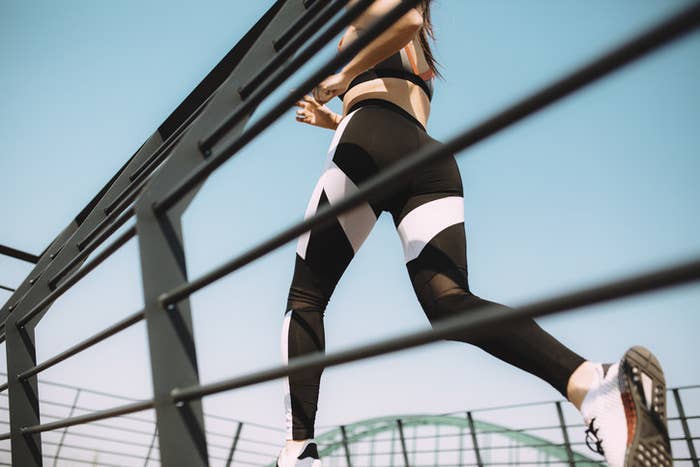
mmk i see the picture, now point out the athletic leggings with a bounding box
[282,99,585,440]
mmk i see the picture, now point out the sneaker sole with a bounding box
[620,345,672,467]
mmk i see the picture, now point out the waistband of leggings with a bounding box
[347,98,427,133]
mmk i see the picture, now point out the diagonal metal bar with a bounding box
[143,426,159,467]
[466,411,484,467]
[340,425,353,467]
[127,95,213,186]
[171,256,700,402]
[52,389,81,467]
[200,0,373,151]
[158,2,700,306]
[396,419,410,466]
[155,0,420,213]
[0,285,15,293]
[17,309,145,380]
[224,422,243,467]
[49,207,135,289]
[0,244,39,264]
[19,399,155,435]
[16,225,137,327]
[240,0,348,99]
[270,0,333,54]
[672,388,699,467]
[555,401,575,467]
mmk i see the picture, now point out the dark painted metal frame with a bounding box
[1,1,699,465]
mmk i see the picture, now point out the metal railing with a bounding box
[1,0,699,465]
[0,377,697,466]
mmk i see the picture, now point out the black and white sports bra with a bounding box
[336,35,435,102]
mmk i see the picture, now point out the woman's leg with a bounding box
[393,149,672,466]
[283,109,381,441]
[392,153,586,397]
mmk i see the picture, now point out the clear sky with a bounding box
[1,0,699,458]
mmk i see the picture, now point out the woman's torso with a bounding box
[337,25,435,127]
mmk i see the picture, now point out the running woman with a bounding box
[277,1,671,466]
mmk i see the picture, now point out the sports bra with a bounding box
[336,35,435,102]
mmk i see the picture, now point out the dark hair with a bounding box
[418,0,443,80]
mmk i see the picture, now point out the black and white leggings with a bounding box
[282,99,585,440]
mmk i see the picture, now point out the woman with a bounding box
[277,1,670,466]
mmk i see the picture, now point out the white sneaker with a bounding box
[276,439,322,467]
[580,346,671,467]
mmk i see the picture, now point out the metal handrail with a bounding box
[170,257,699,402]
[16,225,137,327]
[46,208,136,290]
[17,309,146,380]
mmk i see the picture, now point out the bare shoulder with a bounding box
[345,0,422,31]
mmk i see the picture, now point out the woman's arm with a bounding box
[313,0,423,103]
[341,0,423,80]
[295,95,343,130]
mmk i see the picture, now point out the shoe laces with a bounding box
[584,417,605,455]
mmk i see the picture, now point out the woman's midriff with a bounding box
[342,77,431,127]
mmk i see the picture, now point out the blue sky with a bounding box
[1,0,699,455]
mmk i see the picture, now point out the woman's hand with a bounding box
[312,71,353,105]
[295,94,341,130]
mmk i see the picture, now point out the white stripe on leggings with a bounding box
[396,196,464,263]
[296,108,375,259]
[281,310,293,439]
[321,162,376,253]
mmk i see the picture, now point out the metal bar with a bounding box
[555,401,576,467]
[5,300,43,465]
[155,0,419,212]
[201,0,375,152]
[50,207,135,288]
[240,0,348,99]
[0,244,39,264]
[0,284,15,293]
[136,206,208,467]
[52,389,81,467]
[16,225,136,327]
[172,256,700,402]
[672,388,699,466]
[0,382,7,392]
[18,309,145,380]
[466,412,484,467]
[20,399,154,435]
[397,419,410,467]
[127,99,208,184]
[78,201,137,251]
[271,0,329,52]
[224,421,243,467]
[134,2,308,466]
[144,426,159,467]
[340,425,353,467]
[159,1,700,306]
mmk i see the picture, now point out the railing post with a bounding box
[340,425,353,467]
[672,388,699,466]
[136,193,210,466]
[5,316,42,466]
[224,422,243,467]
[130,1,311,466]
[555,401,576,467]
[396,419,410,467]
[466,411,484,467]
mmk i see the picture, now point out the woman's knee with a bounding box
[424,290,483,323]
